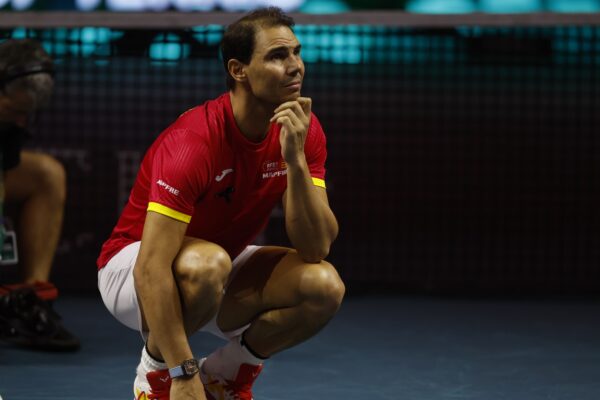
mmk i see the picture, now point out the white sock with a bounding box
[203,335,265,380]
[137,345,168,379]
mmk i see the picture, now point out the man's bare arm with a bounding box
[272,97,338,262]
[133,211,206,399]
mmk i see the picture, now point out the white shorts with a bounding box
[98,241,260,340]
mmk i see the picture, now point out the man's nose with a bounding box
[287,56,302,75]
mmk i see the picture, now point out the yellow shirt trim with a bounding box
[312,177,326,188]
[147,202,192,223]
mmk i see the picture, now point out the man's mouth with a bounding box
[284,81,302,89]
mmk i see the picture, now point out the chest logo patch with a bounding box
[262,160,287,179]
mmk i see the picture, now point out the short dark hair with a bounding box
[220,7,295,90]
[0,39,54,108]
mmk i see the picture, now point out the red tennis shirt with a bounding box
[97,93,327,269]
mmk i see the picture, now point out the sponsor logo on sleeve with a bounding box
[156,179,180,196]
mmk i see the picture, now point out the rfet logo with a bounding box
[262,160,287,179]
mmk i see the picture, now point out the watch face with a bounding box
[182,359,199,376]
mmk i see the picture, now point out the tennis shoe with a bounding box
[0,287,80,352]
[199,357,263,400]
[134,369,171,400]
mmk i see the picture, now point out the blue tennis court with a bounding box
[2,294,599,400]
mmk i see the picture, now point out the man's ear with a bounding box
[227,59,247,84]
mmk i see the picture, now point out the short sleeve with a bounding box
[304,113,327,188]
[147,129,211,223]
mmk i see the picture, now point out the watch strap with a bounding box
[168,358,199,379]
[168,365,185,379]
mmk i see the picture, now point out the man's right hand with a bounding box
[170,376,207,400]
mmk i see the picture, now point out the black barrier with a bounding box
[0,22,598,294]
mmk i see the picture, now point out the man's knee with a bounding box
[173,242,232,293]
[5,152,66,203]
[299,261,345,316]
[27,152,66,199]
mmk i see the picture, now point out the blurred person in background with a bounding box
[0,38,80,352]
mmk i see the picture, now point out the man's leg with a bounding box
[217,247,345,357]
[199,246,344,398]
[143,238,233,360]
[132,238,231,399]
[4,150,66,283]
[0,152,78,352]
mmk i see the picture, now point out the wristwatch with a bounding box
[169,358,200,379]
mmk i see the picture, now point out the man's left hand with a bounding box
[271,97,312,165]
